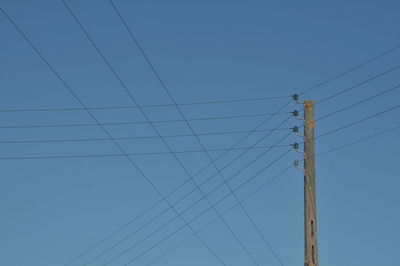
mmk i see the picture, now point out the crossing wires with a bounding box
[1,2,400,266]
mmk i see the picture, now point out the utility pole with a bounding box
[304,100,319,266]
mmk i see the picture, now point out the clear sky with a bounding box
[1,0,400,265]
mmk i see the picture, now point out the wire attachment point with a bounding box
[294,160,304,171]
[291,143,299,149]
[292,143,304,154]
[292,110,303,121]
[292,94,303,104]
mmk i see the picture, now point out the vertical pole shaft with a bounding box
[304,100,319,266]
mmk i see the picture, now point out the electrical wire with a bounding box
[314,64,400,106]
[100,130,292,264]
[0,111,289,129]
[63,103,293,266]
[14,71,399,258]
[147,165,293,266]
[0,127,290,144]
[1,7,227,266]
[121,149,292,266]
[0,143,290,160]
[296,83,400,129]
[294,103,400,152]
[4,75,398,262]
[0,94,289,113]
[3,40,399,113]
[293,103,400,186]
[293,101,400,227]
[314,84,400,123]
[99,135,288,265]
[3,3,399,266]
[294,125,400,221]
[65,15,400,262]
[63,48,395,263]
[289,82,400,139]
[151,125,400,266]
[316,125,400,157]
[81,124,293,265]
[294,63,400,114]
[122,40,397,262]
[313,103,400,142]
[62,1,263,264]
[299,42,400,95]
[6,3,396,264]
[107,1,284,263]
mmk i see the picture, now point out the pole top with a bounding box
[304,100,313,108]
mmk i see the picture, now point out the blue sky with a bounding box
[1,0,400,265]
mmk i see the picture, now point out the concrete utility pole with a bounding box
[304,100,319,266]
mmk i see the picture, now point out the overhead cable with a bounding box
[1,7,227,266]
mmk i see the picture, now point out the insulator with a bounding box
[292,126,299,133]
[292,94,299,101]
[292,110,299,117]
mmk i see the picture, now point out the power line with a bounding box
[0,95,289,113]
[63,105,293,266]
[2,37,395,114]
[4,4,392,264]
[298,124,400,223]
[294,103,400,154]
[118,65,400,259]
[2,41,398,114]
[121,149,292,266]
[0,127,290,144]
[300,122,400,218]
[300,126,400,220]
[147,165,293,266]
[154,124,400,266]
[295,54,400,217]
[314,103,400,141]
[99,132,292,265]
[65,51,395,263]
[1,7,227,266]
[297,103,400,232]
[109,1,284,263]
[314,64,400,106]
[317,125,400,157]
[299,42,400,95]
[293,63,400,113]
[5,75,396,262]
[62,1,258,264]
[292,103,400,161]
[289,61,400,126]
[314,84,400,123]
[292,80,400,127]
[92,53,398,264]
[296,83,400,128]
[0,111,289,129]
[75,115,292,265]
[291,87,400,203]
[79,122,293,265]
[0,143,290,160]
[3,3,399,265]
